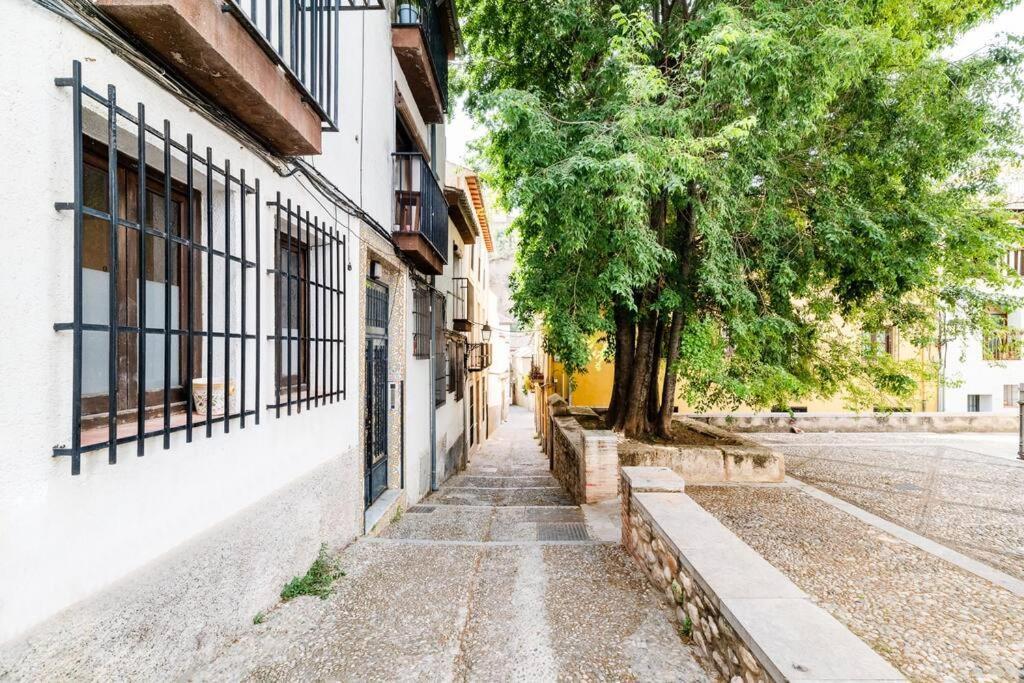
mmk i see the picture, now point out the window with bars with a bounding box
[54,61,261,475]
[269,196,347,415]
[434,292,446,407]
[412,283,431,358]
[1006,248,1024,277]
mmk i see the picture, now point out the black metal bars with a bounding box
[268,195,346,415]
[223,0,385,132]
[412,283,431,359]
[53,61,260,474]
[393,152,449,265]
[433,291,446,407]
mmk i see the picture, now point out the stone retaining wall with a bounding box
[690,412,1017,433]
[545,398,785,500]
[618,416,785,485]
[621,467,906,683]
[547,400,618,504]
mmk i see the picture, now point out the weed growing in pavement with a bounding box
[252,612,265,625]
[281,543,345,601]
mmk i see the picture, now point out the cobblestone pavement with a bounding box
[193,407,711,682]
[750,432,1024,581]
[689,485,1024,682]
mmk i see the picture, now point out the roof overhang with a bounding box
[445,185,481,244]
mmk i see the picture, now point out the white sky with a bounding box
[446,6,1024,166]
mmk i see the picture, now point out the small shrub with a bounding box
[252,612,265,625]
[679,616,693,639]
[281,544,345,601]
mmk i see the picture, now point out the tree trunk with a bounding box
[646,314,665,423]
[605,304,634,429]
[622,311,657,437]
[657,309,685,437]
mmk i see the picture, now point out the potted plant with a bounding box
[395,0,421,23]
[192,377,236,417]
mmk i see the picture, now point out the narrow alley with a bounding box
[193,407,710,681]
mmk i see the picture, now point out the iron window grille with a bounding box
[1007,248,1024,277]
[222,0,386,131]
[268,195,347,415]
[434,291,446,407]
[54,61,261,475]
[412,283,432,358]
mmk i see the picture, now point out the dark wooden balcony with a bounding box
[467,342,491,372]
[394,153,448,275]
[97,0,385,154]
[391,0,457,124]
[451,277,474,332]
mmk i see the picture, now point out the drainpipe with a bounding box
[429,281,438,491]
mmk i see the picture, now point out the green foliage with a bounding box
[680,616,693,638]
[280,544,344,601]
[457,0,1024,410]
[252,612,265,625]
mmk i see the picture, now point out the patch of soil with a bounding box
[633,422,741,447]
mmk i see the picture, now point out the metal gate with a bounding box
[365,280,389,508]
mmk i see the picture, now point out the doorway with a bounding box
[365,280,389,508]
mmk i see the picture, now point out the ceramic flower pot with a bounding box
[192,377,236,417]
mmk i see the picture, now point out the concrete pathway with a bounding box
[193,407,709,682]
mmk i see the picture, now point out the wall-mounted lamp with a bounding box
[369,259,383,280]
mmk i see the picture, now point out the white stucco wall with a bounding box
[0,0,404,645]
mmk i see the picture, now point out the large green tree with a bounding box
[457,0,1024,437]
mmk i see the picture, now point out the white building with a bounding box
[0,0,502,670]
[941,171,1024,414]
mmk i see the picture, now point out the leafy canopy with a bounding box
[456,0,1024,410]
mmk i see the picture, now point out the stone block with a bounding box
[721,446,785,483]
[721,597,905,681]
[621,466,685,493]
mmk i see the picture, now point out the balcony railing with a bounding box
[392,0,449,111]
[984,329,1024,361]
[223,0,385,130]
[467,342,492,372]
[394,152,448,271]
[451,277,474,331]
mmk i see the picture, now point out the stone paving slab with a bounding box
[427,487,577,507]
[689,485,1024,682]
[192,407,710,682]
[190,541,478,682]
[752,434,1024,582]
